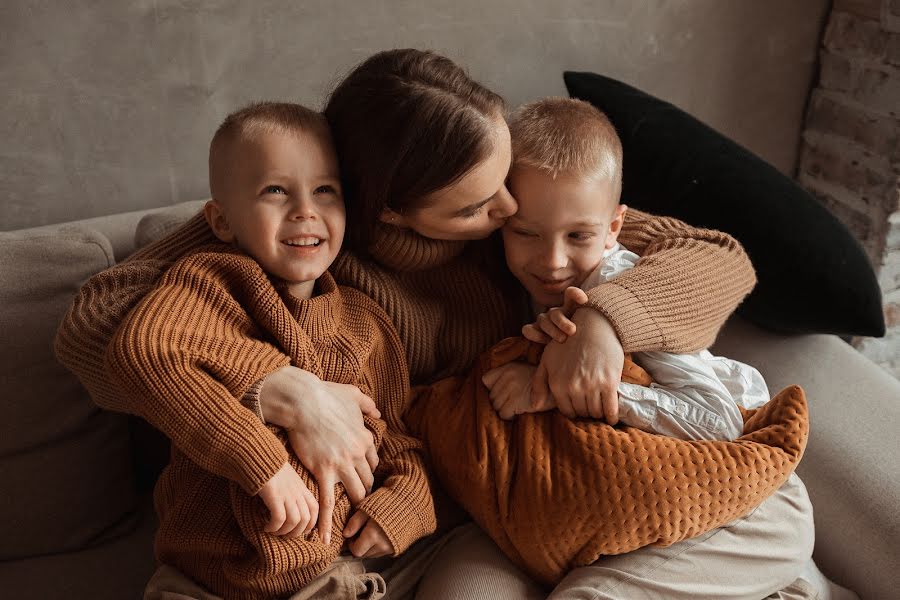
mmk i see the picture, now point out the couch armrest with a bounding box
[711,317,900,600]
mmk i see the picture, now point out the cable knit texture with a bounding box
[103,245,435,600]
[406,337,808,586]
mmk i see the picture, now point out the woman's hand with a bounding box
[258,366,382,545]
[531,308,624,422]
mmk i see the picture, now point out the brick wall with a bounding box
[798,0,900,378]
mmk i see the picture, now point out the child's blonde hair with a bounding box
[508,97,622,198]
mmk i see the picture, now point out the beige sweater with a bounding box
[105,246,435,599]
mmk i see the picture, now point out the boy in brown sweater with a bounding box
[106,102,435,599]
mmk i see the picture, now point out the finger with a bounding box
[365,539,392,558]
[549,309,577,337]
[561,286,589,317]
[586,390,605,421]
[274,499,299,536]
[365,445,379,474]
[570,388,589,418]
[264,497,286,533]
[350,527,376,558]
[603,386,620,425]
[317,473,336,545]
[553,380,576,418]
[497,394,515,420]
[530,364,550,410]
[355,390,381,420]
[287,497,310,538]
[303,488,319,534]
[522,323,551,344]
[482,367,503,389]
[340,466,368,506]
[356,458,375,494]
[535,314,564,344]
[343,510,368,538]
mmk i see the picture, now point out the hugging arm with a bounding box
[533,209,756,419]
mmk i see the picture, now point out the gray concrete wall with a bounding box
[1,1,830,230]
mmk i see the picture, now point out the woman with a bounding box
[56,49,814,599]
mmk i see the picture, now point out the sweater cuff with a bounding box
[232,425,290,496]
[240,378,267,423]
[584,281,665,353]
[357,486,436,555]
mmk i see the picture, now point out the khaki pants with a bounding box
[416,474,854,600]
[144,519,462,600]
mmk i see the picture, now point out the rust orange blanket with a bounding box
[407,337,808,586]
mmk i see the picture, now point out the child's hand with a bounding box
[522,286,589,344]
[483,362,555,419]
[257,463,319,538]
[343,509,393,558]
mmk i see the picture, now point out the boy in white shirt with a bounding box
[484,97,767,441]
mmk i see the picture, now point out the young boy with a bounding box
[105,102,435,599]
[484,97,769,441]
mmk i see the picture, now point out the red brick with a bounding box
[856,67,900,116]
[798,135,894,199]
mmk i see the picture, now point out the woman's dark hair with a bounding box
[323,48,506,252]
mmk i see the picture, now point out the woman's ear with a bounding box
[605,204,628,249]
[204,199,235,243]
[378,207,409,228]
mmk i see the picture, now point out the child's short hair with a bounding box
[508,97,622,196]
[209,102,330,192]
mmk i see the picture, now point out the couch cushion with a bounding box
[134,199,206,250]
[0,225,137,560]
[564,71,885,338]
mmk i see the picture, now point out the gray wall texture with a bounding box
[1,1,830,230]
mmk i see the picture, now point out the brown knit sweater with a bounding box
[103,245,435,599]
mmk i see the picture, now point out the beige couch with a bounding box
[2,199,899,599]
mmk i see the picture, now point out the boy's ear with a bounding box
[605,204,628,249]
[378,207,409,228]
[204,199,235,243]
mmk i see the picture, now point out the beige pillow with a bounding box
[0,226,137,559]
[134,199,205,250]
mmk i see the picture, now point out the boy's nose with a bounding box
[541,242,568,271]
[289,195,317,220]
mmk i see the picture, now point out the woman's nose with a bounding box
[488,184,517,219]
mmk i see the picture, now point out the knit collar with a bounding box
[367,221,468,271]
[277,272,342,340]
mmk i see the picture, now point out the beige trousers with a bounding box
[143,518,462,600]
[416,474,852,600]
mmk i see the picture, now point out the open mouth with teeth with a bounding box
[282,236,324,248]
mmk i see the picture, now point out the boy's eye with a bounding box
[263,185,287,195]
[569,232,595,241]
[315,184,338,195]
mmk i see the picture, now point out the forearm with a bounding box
[586,209,756,353]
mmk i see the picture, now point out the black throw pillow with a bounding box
[564,71,885,338]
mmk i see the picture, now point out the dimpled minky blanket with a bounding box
[407,337,808,586]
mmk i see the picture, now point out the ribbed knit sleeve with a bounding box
[104,254,290,495]
[55,213,216,413]
[352,299,437,554]
[587,208,757,353]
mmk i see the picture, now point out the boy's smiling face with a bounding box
[503,165,626,307]
[205,129,345,299]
